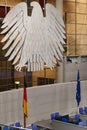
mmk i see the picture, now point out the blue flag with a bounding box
[76,69,81,106]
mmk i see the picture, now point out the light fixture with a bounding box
[15,81,20,89]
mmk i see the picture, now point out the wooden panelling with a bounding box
[64,0,87,55]
[0,0,56,6]
[0,0,23,6]
[32,70,45,86]
[32,67,57,86]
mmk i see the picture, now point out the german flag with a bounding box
[23,76,28,117]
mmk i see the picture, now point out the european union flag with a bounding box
[76,69,81,106]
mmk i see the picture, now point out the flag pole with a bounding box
[24,113,26,128]
[23,0,31,128]
[23,74,26,128]
[23,71,28,128]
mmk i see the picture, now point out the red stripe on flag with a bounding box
[24,87,27,101]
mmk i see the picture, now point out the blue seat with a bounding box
[15,122,21,127]
[55,112,60,119]
[62,118,68,123]
[75,114,80,120]
[9,123,14,130]
[79,107,84,114]
[84,106,87,114]
[78,122,84,126]
[3,126,8,130]
[50,113,55,120]
[32,124,37,130]
[9,124,14,126]
[85,118,87,126]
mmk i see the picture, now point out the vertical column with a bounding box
[56,0,64,83]
[56,0,63,14]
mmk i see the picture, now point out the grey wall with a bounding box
[0,81,87,126]
[63,62,87,82]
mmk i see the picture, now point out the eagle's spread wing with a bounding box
[1,2,28,66]
[45,3,66,63]
[1,1,66,72]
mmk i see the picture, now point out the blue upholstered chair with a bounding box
[84,106,87,114]
[50,113,55,120]
[10,123,14,126]
[78,122,84,126]
[15,122,21,127]
[9,123,14,130]
[3,126,8,130]
[75,114,80,120]
[85,118,87,126]
[54,112,60,120]
[79,107,84,114]
[32,124,37,130]
[50,112,60,120]
[61,118,68,123]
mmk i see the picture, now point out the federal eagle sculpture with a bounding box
[1,1,66,72]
